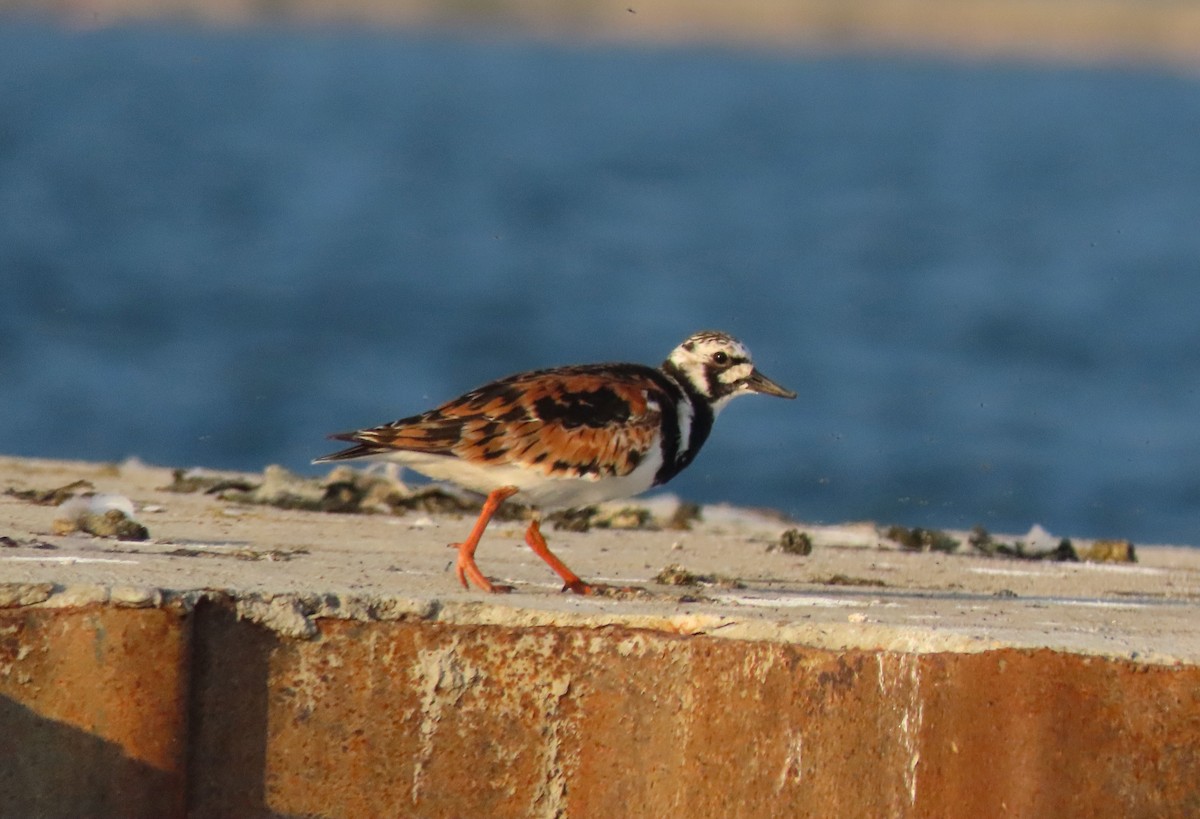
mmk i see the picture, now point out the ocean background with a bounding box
[3,21,1200,545]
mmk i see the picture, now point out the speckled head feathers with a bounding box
[663,330,796,410]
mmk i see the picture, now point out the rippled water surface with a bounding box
[4,22,1200,543]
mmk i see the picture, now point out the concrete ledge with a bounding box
[2,456,1199,817]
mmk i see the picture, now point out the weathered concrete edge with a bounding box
[2,581,1192,667]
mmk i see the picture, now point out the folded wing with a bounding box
[317,364,667,480]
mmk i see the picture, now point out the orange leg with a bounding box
[525,517,593,595]
[453,485,519,593]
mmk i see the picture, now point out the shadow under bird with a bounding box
[315,330,796,594]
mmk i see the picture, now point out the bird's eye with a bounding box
[712,351,729,365]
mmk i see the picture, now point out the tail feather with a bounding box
[312,433,384,464]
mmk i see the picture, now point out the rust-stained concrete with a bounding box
[0,605,188,817]
[4,601,1198,818]
[2,456,1200,817]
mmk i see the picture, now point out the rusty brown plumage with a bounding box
[321,364,670,480]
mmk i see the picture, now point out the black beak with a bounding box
[745,369,797,399]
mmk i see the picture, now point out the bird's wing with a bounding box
[319,364,670,479]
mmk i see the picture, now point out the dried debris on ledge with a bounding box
[0,536,56,551]
[882,523,1137,564]
[885,525,960,553]
[51,507,149,540]
[49,494,150,540]
[4,479,95,506]
[653,563,745,589]
[163,465,702,533]
[769,528,814,555]
[814,573,888,588]
[161,464,489,517]
[5,480,152,541]
[2,463,1138,568]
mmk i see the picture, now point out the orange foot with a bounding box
[453,553,515,594]
[452,485,519,593]
[524,518,594,595]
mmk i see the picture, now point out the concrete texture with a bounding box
[2,455,1199,817]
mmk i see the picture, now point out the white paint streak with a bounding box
[530,674,573,819]
[714,593,869,608]
[776,731,804,791]
[0,556,139,564]
[409,642,484,805]
[877,653,924,809]
[969,566,1065,577]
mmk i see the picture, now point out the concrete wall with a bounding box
[2,596,1197,818]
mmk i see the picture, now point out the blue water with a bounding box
[3,22,1200,544]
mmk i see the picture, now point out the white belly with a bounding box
[365,447,664,510]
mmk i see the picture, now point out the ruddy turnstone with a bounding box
[315,330,795,594]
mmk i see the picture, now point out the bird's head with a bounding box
[663,330,796,413]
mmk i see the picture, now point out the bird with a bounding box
[315,330,796,594]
